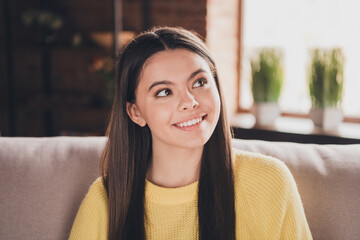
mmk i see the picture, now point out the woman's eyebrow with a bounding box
[147,68,207,92]
[187,68,207,82]
[147,80,174,92]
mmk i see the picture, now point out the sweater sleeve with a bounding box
[233,150,313,239]
[68,178,109,240]
[279,168,312,240]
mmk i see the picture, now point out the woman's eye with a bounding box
[156,89,172,97]
[193,78,207,88]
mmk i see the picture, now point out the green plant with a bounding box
[22,9,64,44]
[22,9,63,31]
[308,48,344,108]
[251,48,284,102]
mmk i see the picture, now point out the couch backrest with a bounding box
[0,137,107,240]
[232,139,360,240]
[1,137,359,240]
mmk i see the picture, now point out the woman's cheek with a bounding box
[150,103,173,120]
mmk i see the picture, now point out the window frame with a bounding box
[236,0,360,125]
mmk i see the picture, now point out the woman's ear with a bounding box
[126,102,147,127]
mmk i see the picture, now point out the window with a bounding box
[240,0,360,118]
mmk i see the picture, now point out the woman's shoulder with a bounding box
[86,177,108,202]
[231,148,294,191]
[90,177,106,189]
[73,177,108,223]
[231,148,312,239]
[77,177,108,210]
[68,177,108,239]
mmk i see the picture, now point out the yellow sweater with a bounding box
[68,149,312,240]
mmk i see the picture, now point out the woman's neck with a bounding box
[146,142,203,188]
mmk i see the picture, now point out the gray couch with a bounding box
[0,137,359,240]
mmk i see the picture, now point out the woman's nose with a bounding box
[178,90,199,111]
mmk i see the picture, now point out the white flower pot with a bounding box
[253,102,280,126]
[309,107,343,130]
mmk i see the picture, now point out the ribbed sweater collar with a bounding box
[145,179,198,204]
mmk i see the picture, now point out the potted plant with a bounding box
[308,48,344,130]
[250,48,284,126]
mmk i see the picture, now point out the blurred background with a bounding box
[1,0,360,143]
[1,0,239,137]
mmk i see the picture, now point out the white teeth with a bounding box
[176,117,203,128]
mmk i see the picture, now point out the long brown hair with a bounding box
[100,26,235,240]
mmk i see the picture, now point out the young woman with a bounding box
[69,26,312,240]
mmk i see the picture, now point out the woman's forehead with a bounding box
[139,49,212,84]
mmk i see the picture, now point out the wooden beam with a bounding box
[113,0,122,55]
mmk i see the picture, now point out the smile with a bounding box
[174,115,207,128]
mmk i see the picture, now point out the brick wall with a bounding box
[3,0,114,136]
[149,0,207,38]
[2,0,240,136]
[206,0,240,117]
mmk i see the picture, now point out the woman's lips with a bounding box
[173,115,207,130]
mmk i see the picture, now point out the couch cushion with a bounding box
[0,137,107,240]
[232,139,360,240]
[1,137,359,240]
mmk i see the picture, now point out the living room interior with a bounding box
[1,0,360,240]
[2,0,360,143]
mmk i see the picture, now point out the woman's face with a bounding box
[127,48,221,150]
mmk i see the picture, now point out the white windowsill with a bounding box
[231,113,360,140]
